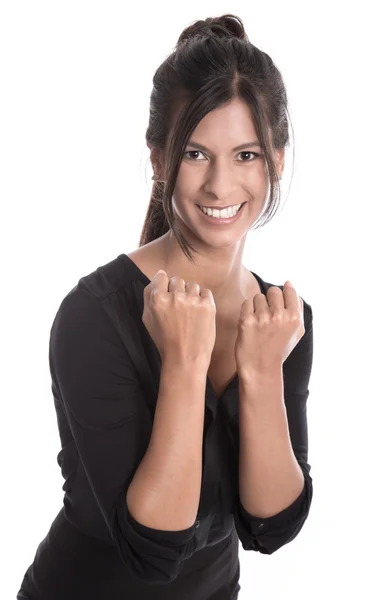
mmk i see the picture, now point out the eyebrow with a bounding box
[186,140,262,152]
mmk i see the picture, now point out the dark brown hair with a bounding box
[139,14,293,263]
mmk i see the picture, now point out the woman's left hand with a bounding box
[234,280,305,376]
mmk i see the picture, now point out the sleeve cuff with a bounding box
[111,486,198,583]
[125,507,198,545]
[117,484,197,546]
[234,469,313,554]
[237,475,308,536]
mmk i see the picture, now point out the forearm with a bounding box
[238,367,305,519]
[126,360,206,531]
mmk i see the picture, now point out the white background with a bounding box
[2,1,390,598]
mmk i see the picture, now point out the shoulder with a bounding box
[50,253,145,340]
[71,254,135,300]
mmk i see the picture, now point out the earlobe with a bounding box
[149,146,166,180]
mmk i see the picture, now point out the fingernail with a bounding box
[156,269,166,275]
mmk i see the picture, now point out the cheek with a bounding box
[250,163,268,184]
[249,172,269,198]
[172,175,200,208]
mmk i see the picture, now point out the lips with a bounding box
[196,202,246,211]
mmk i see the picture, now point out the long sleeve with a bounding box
[49,289,198,584]
[233,301,314,554]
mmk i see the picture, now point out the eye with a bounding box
[237,151,261,161]
[183,150,206,161]
[183,150,263,161]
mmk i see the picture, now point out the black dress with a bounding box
[17,253,314,600]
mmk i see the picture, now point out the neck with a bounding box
[154,230,249,306]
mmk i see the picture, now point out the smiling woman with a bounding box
[146,92,285,250]
[141,14,289,262]
[16,12,314,600]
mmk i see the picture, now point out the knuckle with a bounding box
[271,311,283,321]
[150,289,166,305]
[172,292,186,306]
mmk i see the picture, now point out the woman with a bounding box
[17,14,314,600]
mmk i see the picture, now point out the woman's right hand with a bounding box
[142,270,216,368]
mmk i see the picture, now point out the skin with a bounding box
[147,97,285,312]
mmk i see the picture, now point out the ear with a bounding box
[275,148,285,179]
[148,143,166,180]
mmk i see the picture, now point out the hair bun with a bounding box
[177,14,248,45]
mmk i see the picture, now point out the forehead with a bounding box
[166,96,272,153]
[193,98,257,139]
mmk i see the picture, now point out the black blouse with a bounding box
[17,253,314,600]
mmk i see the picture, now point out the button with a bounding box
[195,520,200,528]
[257,523,265,530]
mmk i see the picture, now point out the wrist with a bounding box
[238,364,283,384]
[161,355,209,376]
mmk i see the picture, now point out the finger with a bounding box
[144,269,168,301]
[266,286,284,310]
[185,281,201,296]
[283,281,301,311]
[240,297,254,318]
[253,293,268,313]
[168,276,186,293]
[152,269,168,285]
[199,287,215,305]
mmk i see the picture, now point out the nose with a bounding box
[202,160,239,200]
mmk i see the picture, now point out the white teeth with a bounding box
[199,203,242,218]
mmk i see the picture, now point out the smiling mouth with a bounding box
[196,202,246,211]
